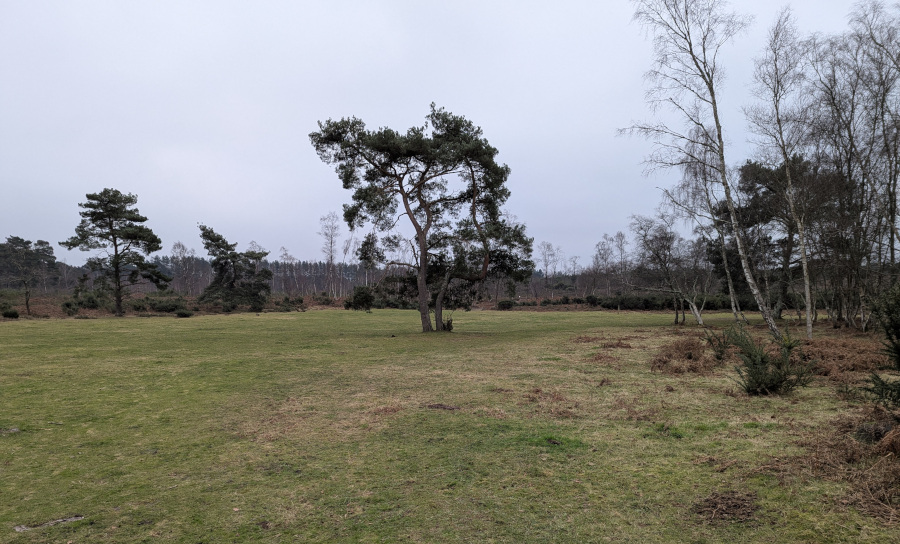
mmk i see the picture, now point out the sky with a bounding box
[0,0,857,268]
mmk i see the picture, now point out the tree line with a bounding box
[2,1,898,336]
[612,0,900,339]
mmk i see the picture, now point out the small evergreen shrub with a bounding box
[313,293,333,306]
[868,285,900,410]
[2,309,19,319]
[704,328,733,362]
[62,301,79,316]
[730,327,813,396]
[175,309,193,318]
[344,286,375,312]
[147,299,184,313]
[497,300,514,311]
[79,293,102,309]
[275,296,304,312]
[585,295,600,307]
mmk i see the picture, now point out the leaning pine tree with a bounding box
[310,104,533,332]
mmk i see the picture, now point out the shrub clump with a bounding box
[730,326,813,396]
[175,309,194,318]
[2,309,19,319]
[344,287,374,312]
[650,335,713,374]
[704,328,734,363]
[868,284,900,411]
[275,296,305,312]
[497,300,515,311]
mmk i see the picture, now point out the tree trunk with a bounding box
[417,263,433,332]
[433,271,452,332]
[22,280,31,315]
[710,93,781,339]
[687,299,704,326]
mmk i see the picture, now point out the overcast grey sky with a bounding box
[0,0,855,267]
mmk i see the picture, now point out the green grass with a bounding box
[0,310,894,542]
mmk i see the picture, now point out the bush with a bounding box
[874,284,900,371]
[175,309,194,318]
[2,309,19,319]
[704,328,733,362]
[868,285,900,409]
[61,301,79,316]
[78,293,102,310]
[730,327,813,396]
[650,336,713,374]
[497,300,515,311]
[344,286,375,312]
[147,299,184,313]
[275,296,304,312]
[585,295,600,307]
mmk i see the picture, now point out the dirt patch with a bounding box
[426,403,460,411]
[370,405,402,415]
[692,491,758,523]
[572,335,603,344]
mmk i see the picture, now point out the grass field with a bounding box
[0,309,897,542]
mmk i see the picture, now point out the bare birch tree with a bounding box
[746,8,815,338]
[318,211,341,297]
[625,0,782,338]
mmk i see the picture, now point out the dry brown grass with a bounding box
[520,387,579,418]
[802,336,890,382]
[789,405,900,523]
[650,335,717,374]
[600,339,634,349]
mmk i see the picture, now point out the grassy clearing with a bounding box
[0,310,895,542]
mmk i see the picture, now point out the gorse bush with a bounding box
[730,326,813,396]
[2,309,19,319]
